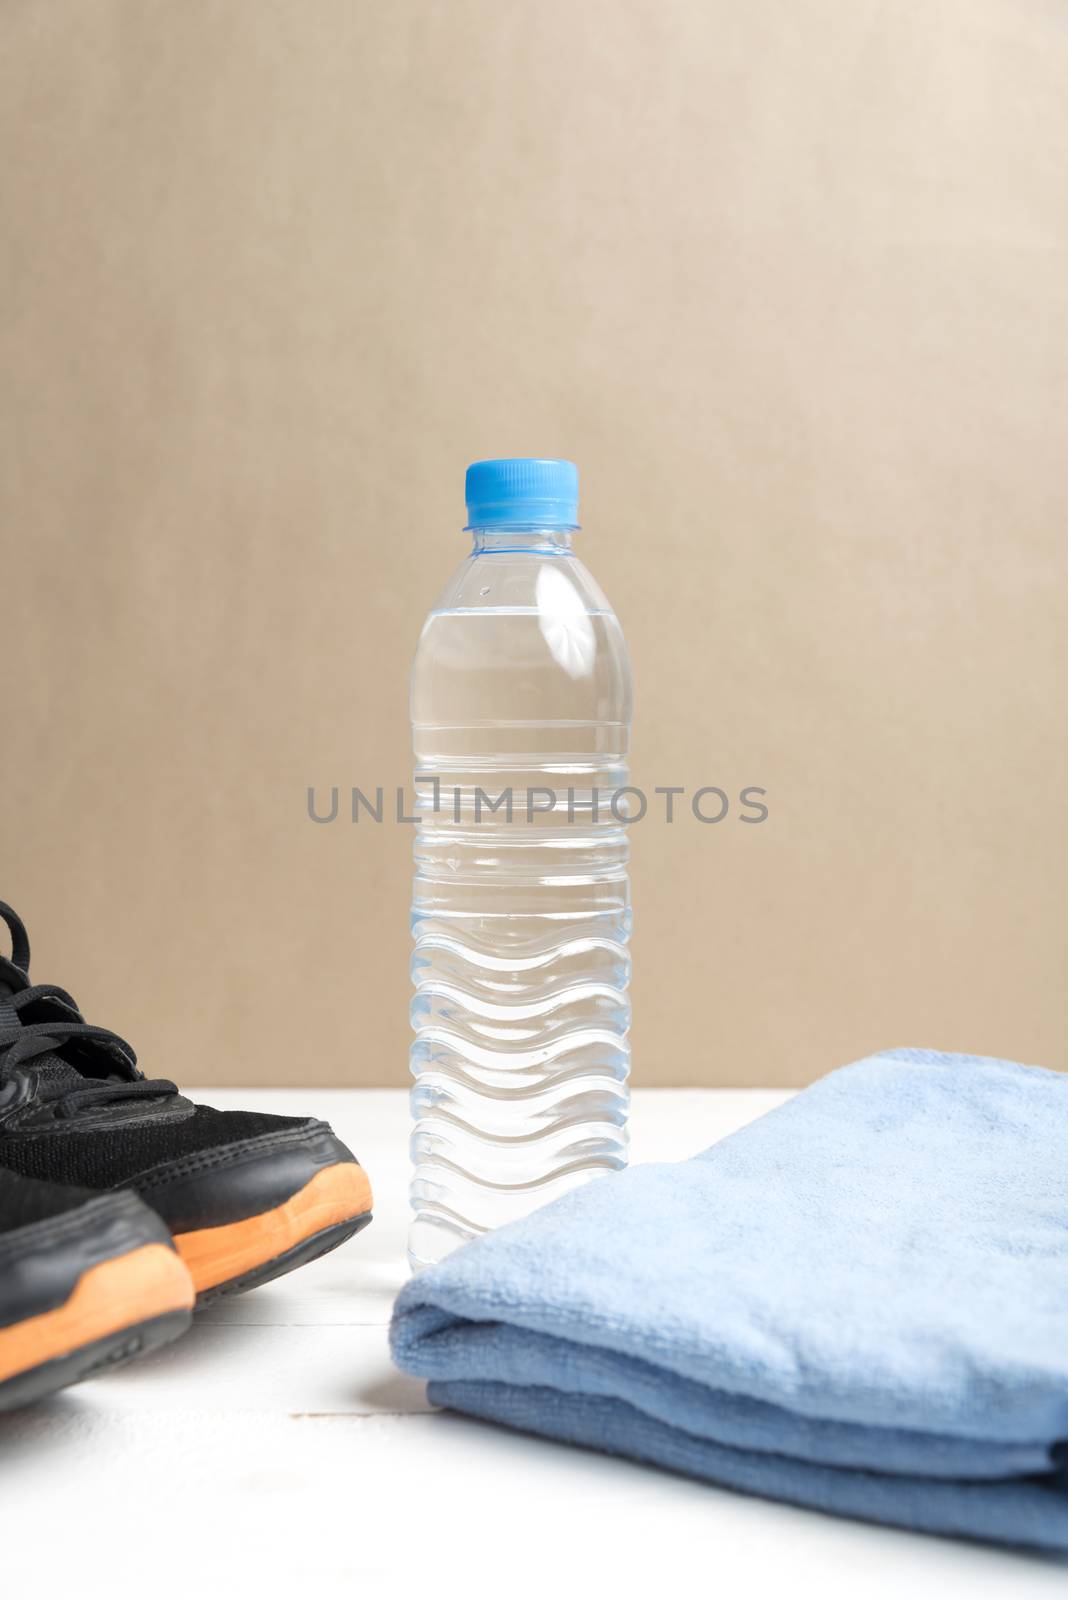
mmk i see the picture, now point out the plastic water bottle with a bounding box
[408,459,633,1268]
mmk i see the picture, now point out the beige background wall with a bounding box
[2,0,1065,1088]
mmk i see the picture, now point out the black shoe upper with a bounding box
[0,901,356,1234]
[0,1163,98,1235]
[0,1101,310,1189]
[0,1111,357,1234]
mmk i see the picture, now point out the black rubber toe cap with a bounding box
[0,1189,175,1329]
[127,1120,360,1234]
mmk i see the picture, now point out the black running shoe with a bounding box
[0,902,373,1305]
[0,1165,193,1410]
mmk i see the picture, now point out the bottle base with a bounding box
[407,1214,480,1272]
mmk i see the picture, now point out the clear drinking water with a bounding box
[408,459,633,1269]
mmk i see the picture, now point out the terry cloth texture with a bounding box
[391,1050,1068,1550]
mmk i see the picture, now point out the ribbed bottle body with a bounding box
[409,538,632,1269]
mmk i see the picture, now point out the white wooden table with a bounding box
[2,1090,1064,1597]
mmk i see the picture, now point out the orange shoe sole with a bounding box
[0,1242,194,1390]
[173,1162,373,1301]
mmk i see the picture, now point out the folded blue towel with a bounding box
[391,1050,1068,1549]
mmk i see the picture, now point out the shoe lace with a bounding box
[0,900,178,1118]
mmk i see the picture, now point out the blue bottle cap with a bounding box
[465,459,580,530]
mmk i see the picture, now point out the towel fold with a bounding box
[391,1050,1068,1549]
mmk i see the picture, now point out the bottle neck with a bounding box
[470,528,574,554]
